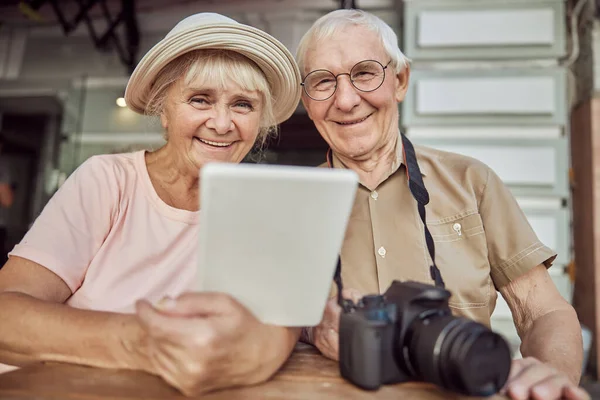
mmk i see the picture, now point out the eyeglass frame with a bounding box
[300,59,392,101]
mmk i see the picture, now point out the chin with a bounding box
[336,137,378,159]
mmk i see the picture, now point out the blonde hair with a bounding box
[296,9,411,76]
[145,49,277,147]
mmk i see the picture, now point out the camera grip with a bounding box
[339,312,388,390]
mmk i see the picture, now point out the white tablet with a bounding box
[197,162,358,326]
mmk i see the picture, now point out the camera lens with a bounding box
[402,314,511,396]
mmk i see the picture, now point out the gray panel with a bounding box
[402,68,567,126]
[410,137,569,197]
[521,207,570,265]
[404,0,566,60]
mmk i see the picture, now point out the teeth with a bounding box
[338,116,368,125]
[198,138,232,147]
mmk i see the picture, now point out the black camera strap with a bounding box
[328,133,445,309]
[401,133,445,289]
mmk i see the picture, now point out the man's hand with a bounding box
[503,357,590,400]
[135,292,296,396]
[304,288,362,361]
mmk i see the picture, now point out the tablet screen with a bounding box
[197,163,358,326]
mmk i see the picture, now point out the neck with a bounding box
[145,144,200,211]
[335,135,399,190]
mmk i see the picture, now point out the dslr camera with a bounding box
[339,280,512,397]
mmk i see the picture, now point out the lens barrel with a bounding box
[403,314,511,396]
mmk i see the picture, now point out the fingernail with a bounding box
[532,388,548,399]
[509,386,524,399]
[155,296,176,310]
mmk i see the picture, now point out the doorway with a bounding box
[0,96,63,265]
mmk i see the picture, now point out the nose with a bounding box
[333,75,361,112]
[206,105,234,135]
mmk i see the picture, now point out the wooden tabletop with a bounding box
[0,344,506,400]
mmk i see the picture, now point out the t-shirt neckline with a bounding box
[134,150,200,225]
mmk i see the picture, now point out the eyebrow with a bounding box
[307,58,386,73]
[185,87,261,102]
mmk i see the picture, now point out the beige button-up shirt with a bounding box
[327,134,556,326]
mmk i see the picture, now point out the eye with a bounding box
[318,78,335,85]
[314,78,335,88]
[352,71,376,80]
[190,97,209,105]
[234,101,254,111]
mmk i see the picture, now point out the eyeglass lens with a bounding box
[302,60,387,101]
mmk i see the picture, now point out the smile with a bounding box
[336,114,371,125]
[196,138,234,147]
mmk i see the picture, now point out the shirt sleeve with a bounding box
[479,166,557,289]
[9,156,119,292]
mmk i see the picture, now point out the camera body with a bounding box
[339,280,511,396]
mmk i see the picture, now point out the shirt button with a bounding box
[370,190,379,200]
[378,246,386,258]
[453,223,462,236]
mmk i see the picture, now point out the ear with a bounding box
[394,65,411,103]
[160,112,168,130]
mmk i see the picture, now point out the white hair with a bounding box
[296,9,411,76]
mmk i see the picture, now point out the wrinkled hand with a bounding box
[135,292,294,396]
[502,357,590,400]
[305,288,362,361]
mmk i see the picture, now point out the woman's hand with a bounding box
[135,292,298,396]
[303,288,362,361]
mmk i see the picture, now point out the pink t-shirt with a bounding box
[9,151,199,313]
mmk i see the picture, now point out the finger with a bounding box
[321,299,342,331]
[325,296,342,313]
[327,327,339,360]
[341,288,362,303]
[529,374,572,400]
[506,363,557,400]
[315,328,339,361]
[136,300,212,341]
[505,358,539,385]
[564,385,591,400]
[157,292,247,318]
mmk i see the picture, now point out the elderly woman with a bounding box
[0,13,301,396]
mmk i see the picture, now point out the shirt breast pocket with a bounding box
[427,212,492,310]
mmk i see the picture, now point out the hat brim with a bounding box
[125,23,301,124]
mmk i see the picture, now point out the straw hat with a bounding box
[125,13,301,124]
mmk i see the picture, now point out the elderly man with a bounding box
[296,9,588,400]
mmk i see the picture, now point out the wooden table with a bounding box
[0,344,506,399]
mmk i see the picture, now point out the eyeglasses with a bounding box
[301,59,391,101]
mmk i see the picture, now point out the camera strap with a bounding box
[328,133,445,309]
[401,133,445,289]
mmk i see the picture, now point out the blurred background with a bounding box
[0,0,598,385]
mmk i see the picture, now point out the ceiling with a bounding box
[0,0,396,74]
[0,0,395,30]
